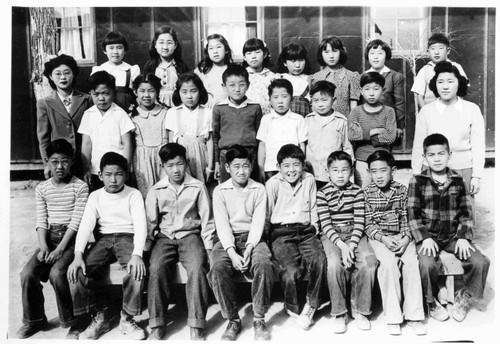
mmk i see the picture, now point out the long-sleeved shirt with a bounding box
[407,168,474,244]
[316,182,365,247]
[348,104,397,161]
[363,180,410,241]
[212,178,267,251]
[75,185,147,257]
[145,173,214,250]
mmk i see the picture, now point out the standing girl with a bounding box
[243,38,276,115]
[311,36,361,117]
[143,26,189,108]
[130,73,168,198]
[195,33,234,107]
[165,73,214,183]
[276,42,312,116]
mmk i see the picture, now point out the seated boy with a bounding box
[18,139,89,339]
[316,151,377,334]
[208,145,275,341]
[145,143,214,340]
[67,152,147,340]
[408,133,490,322]
[266,144,326,329]
[364,150,425,335]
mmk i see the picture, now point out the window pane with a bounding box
[398,19,421,50]
[245,7,257,21]
[397,7,423,19]
[372,7,398,20]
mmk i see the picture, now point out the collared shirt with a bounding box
[256,110,308,171]
[92,61,140,88]
[56,91,74,113]
[266,172,318,230]
[363,180,410,241]
[366,65,391,75]
[317,181,365,247]
[145,173,214,250]
[407,168,474,244]
[165,103,212,140]
[278,73,311,98]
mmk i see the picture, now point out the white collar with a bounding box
[367,66,390,74]
[57,91,74,102]
[218,97,258,109]
[103,61,131,71]
[434,97,464,114]
[137,104,163,118]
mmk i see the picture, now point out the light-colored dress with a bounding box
[246,67,276,115]
[194,65,228,107]
[155,60,178,107]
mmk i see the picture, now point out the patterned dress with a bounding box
[246,67,276,115]
[279,73,311,116]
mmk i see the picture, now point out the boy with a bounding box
[257,78,308,181]
[17,139,89,339]
[213,64,263,183]
[305,80,354,189]
[316,151,377,334]
[266,144,326,330]
[67,152,147,340]
[78,70,135,192]
[408,134,490,322]
[364,150,426,335]
[348,72,396,188]
[145,143,214,340]
[208,145,275,341]
[411,32,468,109]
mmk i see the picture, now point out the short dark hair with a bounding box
[268,78,293,97]
[367,150,396,168]
[423,133,450,153]
[100,152,127,172]
[327,150,352,168]
[360,71,385,88]
[276,42,312,74]
[171,72,209,107]
[88,70,116,91]
[242,38,272,68]
[427,32,450,48]
[226,144,252,165]
[46,138,74,159]
[43,54,79,90]
[158,142,187,163]
[317,36,348,67]
[365,39,392,61]
[222,64,250,84]
[131,73,162,93]
[428,61,469,98]
[102,31,129,51]
[309,80,336,98]
[277,144,305,164]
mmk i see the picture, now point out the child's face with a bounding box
[278,157,303,186]
[179,80,200,109]
[207,39,226,65]
[269,87,292,115]
[322,44,341,68]
[328,159,352,188]
[99,164,126,194]
[155,33,177,60]
[435,72,459,102]
[428,43,450,63]
[244,49,265,70]
[311,91,335,116]
[368,160,395,190]
[424,144,450,174]
[135,82,157,109]
[104,43,125,65]
[226,158,252,187]
[285,59,306,76]
[163,155,187,185]
[368,46,386,70]
[224,75,249,103]
[47,153,72,182]
[50,64,74,92]
[91,84,114,113]
[361,82,383,105]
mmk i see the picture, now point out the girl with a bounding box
[365,39,405,140]
[165,73,214,183]
[91,31,140,112]
[276,42,312,116]
[130,73,168,198]
[143,26,189,108]
[195,33,234,107]
[243,38,275,115]
[311,36,361,117]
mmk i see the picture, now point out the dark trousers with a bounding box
[147,233,209,329]
[417,239,490,304]
[70,234,144,316]
[208,233,275,319]
[271,224,326,314]
[21,225,76,327]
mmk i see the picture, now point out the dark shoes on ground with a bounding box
[221,319,242,341]
[16,319,48,339]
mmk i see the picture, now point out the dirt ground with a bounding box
[5,167,496,342]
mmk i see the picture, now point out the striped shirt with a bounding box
[317,182,365,247]
[363,180,410,241]
[35,176,89,232]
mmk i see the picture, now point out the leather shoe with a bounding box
[221,319,241,341]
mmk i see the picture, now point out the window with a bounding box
[53,7,95,65]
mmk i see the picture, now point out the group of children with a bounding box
[19,25,490,340]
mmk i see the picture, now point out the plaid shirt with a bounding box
[363,180,410,241]
[407,168,474,244]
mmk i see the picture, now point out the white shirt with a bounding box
[165,104,212,141]
[278,73,310,99]
[56,91,74,113]
[92,61,140,88]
